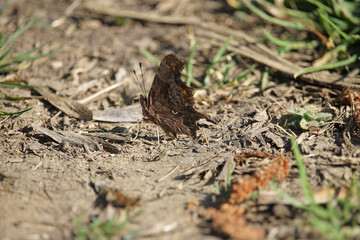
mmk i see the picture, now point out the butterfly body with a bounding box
[140,54,208,139]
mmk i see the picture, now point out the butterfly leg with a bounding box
[134,119,143,139]
[156,125,160,144]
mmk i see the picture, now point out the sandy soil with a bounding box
[0,1,359,240]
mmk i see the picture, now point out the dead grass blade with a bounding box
[78,81,126,105]
[85,2,360,89]
[84,1,201,25]
[197,24,360,89]
[216,153,235,181]
[176,154,227,180]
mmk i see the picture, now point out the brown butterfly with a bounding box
[137,54,210,140]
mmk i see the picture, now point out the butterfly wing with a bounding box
[148,54,187,107]
[145,54,208,139]
[150,98,206,139]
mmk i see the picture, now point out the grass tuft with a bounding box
[206,36,233,77]
[232,0,360,75]
[75,211,141,240]
[273,137,360,240]
[214,165,232,205]
[0,19,64,73]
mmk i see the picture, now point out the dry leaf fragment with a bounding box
[93,107,142,123]
[337,90,360,127]
[216,153,235,181]
[253,109,269,122]
[265,131,285,148]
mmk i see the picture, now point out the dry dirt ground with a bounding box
[1,1,359,240]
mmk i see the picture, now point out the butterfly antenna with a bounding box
[133,69,146,96]
[139,62,147,97]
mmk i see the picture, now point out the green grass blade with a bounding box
[219,60,235,74]
[158,150,170,160]
[22,46,65,61]
[0,46,64,69]
[290,136,315,205]
[278,6,316,27]
[0,19,35,57]
[0,108,32,116]
[272,182,308,209]
[214,165,233,203]
[212,36,233,64]
[226,164,232,191]
[75,218,87,240]
[9,39,56,60]
[75,210,142,239]
[338,1,360,25]
[229,63,257,83]
[214,181,221,193]
[263,29,319,50]
[317,44,348,65]
[186,38,198,86]
[330,16,351,32]
[307,214,344,240]
[0,21,63,73]
[343,175,359,222]
[14,37,63,59]
[210,53,236,75]
[102,210,142,237]
[221,62,232,84]
[0,94,43,102]
[245,3,305,30]
[294,54,358,78]
[0,45,14,61]
[291,136,331,219]
[260,67,269,92]
[307,0,334,14]
[319,10,351,41]
[317,9,336,41]
[206,36,233,76]
[0,32,5,48]
[139,47,160,66]
[0,63,31,73]
[12,42,64,62]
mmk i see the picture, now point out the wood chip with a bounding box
[36,87,92,120]
[32,124,100,151]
